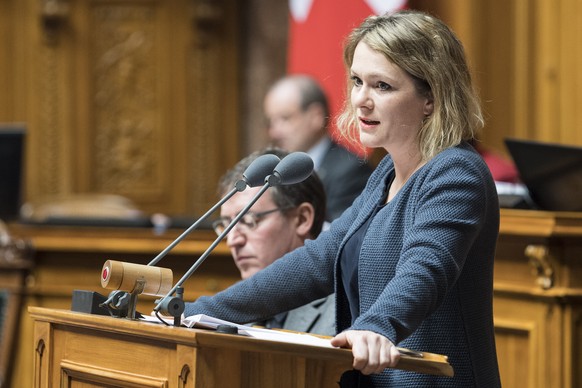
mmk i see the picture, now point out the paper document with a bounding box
[141,313,334,348]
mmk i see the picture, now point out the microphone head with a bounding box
[240,153,281,189]
[268,152,314,186]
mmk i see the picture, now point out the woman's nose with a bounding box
[353,87,373,109]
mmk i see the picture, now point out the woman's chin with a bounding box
[359,133,379,149]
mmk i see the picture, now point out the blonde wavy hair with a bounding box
[336,10,484,161]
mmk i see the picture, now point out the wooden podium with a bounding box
[29,307,451,387]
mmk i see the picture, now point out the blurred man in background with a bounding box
[264,75,373,220]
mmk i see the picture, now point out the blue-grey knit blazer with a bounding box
[184,142,502,387]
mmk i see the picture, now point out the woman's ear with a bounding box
[293,202,315,239]
[423,92,434,116]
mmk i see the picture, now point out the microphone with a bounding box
[101,260,173,296]
[98,153,280,319]
[154,152,315,317]
[267,151,314,186]
[147,153,280,266]
[238,153,282,188]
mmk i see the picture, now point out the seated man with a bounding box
[212,148,335,336]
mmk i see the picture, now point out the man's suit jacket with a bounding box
[282,295,336,336]
[317,142,373,220]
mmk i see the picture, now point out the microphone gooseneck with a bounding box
[153,152,314,316]
[101,153,284,321]
[147,154,280,267]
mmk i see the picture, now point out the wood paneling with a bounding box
[410,0,582,156]
[0,0,241,217]
[3,0,582,214]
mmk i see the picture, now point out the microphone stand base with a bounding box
[156,287,185,326]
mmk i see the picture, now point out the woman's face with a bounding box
[349,42,433,152]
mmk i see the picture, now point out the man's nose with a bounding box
[225,224,246,246]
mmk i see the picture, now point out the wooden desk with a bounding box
[9,209,582,388]
[494,209,582,388]
[29,307,353,388]
[29,307,452,387]
[8,223,239,388]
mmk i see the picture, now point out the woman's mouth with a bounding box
[359,117,380,129]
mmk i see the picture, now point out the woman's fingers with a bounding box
[331,330,400,375]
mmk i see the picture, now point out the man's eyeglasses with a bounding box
[212,207,292,236]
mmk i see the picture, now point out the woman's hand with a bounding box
[331,330,401,375]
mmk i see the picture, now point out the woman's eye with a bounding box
[350,76,362,87]
[378,82,391,91]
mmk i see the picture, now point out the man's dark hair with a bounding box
[218,148,327,238]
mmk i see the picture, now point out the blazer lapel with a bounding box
[284,300,323,333]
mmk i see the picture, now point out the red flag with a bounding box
[288,0,407,156]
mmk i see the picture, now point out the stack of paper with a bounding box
[141,313,334,348]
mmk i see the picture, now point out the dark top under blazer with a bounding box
[185,142,501,387]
